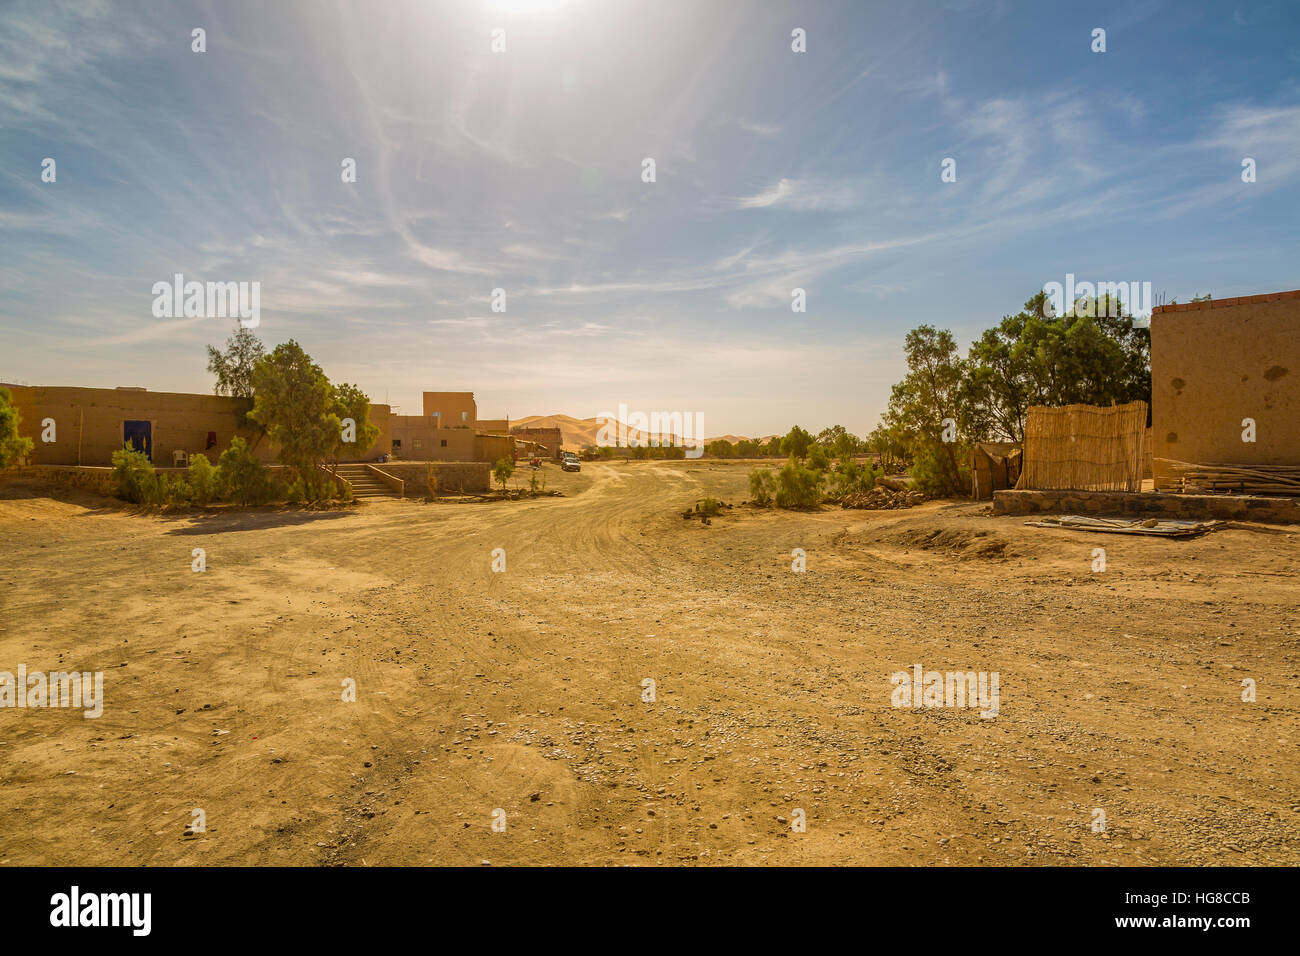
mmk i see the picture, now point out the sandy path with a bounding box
[0,461,1296,865]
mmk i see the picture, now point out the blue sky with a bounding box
[2,0,1297,437]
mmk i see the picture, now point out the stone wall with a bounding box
[1,463,295,498]
[375,461,490,495]
[1,465,117,496]
[994,488,1300,524]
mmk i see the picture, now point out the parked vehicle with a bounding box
[561,451,581,472]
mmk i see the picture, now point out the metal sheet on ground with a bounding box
[1024,515,1222,537]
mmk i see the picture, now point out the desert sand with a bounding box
[0,460,1296,865]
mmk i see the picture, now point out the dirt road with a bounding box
[1,460,1296,865]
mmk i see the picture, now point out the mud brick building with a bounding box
[4,384,513,466]
[1149,289,1300,488]
[510,426,564,459]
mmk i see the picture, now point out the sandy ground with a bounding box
[1,460,1296,866]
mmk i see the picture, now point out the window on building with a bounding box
[461,411,469,422]
[413,439,422,450]
[392,439,401,451]
[441,439,447,447]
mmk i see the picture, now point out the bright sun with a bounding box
[483,0,570,15]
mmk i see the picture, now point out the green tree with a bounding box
[493,457,514,490]
[884,325,968,495]
[831,430,858,461]
[779,425,814,460]
[206,325,265,430]
[866,423,907,473]
[806,443,831,472]
[332,382,380,465]
[816,424,847,447]
[0,388,34,467]
[965,291,1150,442]
[248,340,339,500]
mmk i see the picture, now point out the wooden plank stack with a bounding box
[1154,458,1300,496]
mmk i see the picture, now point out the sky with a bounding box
[1,0,1298,438]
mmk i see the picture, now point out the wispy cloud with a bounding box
[2,0,1298,436]
[732,177,859,211]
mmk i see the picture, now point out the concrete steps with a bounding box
[334,464,401,500]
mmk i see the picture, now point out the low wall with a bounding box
[994,488,1300,524]
[1,464,293,498]
[3,461,492,498]
[1,465,117,496]
[376,462,490,495]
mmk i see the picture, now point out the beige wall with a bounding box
[5,384,390,466]
[475,434,515,463]
[5,384,272,466]
[1150,292,1300,485]
[360,404,391,460]
[421,391,477,427]
[476,418,510,435]
[388,416,477,461]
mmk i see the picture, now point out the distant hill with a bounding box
[509,415,771,452]
[509,414,609,451]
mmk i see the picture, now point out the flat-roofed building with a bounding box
[1150,289,1300,490]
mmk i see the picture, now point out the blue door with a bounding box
[123,420,152,460]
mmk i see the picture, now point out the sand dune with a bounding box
[510,414,764,451]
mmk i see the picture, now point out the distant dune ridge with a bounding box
[509,414,774,451]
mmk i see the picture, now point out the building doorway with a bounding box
[123,420,152,461]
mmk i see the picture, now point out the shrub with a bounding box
[909,441,970,497]
[218,437,274,505]
[827,458,883,501]
[807,444,831,472]
[286,471,343,504]
[285,476,307,504]
[493,457,514,491]
[0,387,34,467]
[161,475,194,505]
[111,446,163,504]
[187,453,219,504]
[697,496,722,517]
[749,468,775,506]
[775,456,824,509]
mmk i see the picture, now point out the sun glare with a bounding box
[483,0,570,16]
